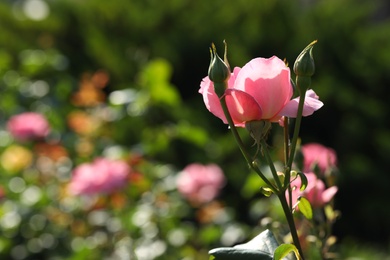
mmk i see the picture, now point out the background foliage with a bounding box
[1,0,390,258]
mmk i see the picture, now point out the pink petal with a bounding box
[68,158,130,195]
[234,56,292,119]
[176,163,225,204]
[301,143,337,174]
[7,112,50,141]
[199,67,240,125]
[225,89,263,126]
[199,76,227,123]
[278,89,323,117]
[322,186,338,204]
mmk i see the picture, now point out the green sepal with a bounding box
[297,172,308,191]
[245,120,272,146]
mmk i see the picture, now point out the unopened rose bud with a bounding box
[294,40,317,93]
[294,40,317,77]
[208,41,231,97]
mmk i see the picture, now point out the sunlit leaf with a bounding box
[209,229,279,260]
[209,248,272,260]
[234,229,279,253]
[273,243,300,260]
[298,197,313,220]
[139,59,181,106]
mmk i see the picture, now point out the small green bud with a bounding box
[260,186,273,197]
[208,41,231,96]
[294,40,317,77]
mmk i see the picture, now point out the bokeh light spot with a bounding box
[9,177,26,193]
[23,0,49,21]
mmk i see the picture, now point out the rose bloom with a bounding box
[68,157,130,195]
[288,172,337,209]
[176,163,225,205]
[301,143,337,174]
[199,56,323,127]
[7,112,50,141]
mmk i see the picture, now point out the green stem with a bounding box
[216,85,277,192]
[281,84,308,259]
[283,117,294,210]
[284,117,290,166]
[285,90,307,188]
[278,193,305,259]
[260,139,283,190]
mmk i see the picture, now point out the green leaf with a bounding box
[176,121,208,146]
[234,229,279,253]
[209,248,273,260]
[139,58,181,107]
[209,230,279,260]
[298,197,313,220]
[273,244,300,260]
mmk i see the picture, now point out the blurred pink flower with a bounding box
[288,172,338,209]
[0,186,5,200]
[199,56,323,127]
[176,163,225,205]
[68,158,130,195]
[301,143,337,174]
[7,112,50,141]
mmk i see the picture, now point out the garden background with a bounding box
[1,0,390,259]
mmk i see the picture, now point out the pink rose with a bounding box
[176,163,225,205]
[7,112,50,141]
[68,158,130,195]
[301,143,337,174]
[199,56,323,127]
[288,172,337,209]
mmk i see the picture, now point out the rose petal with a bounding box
[199,76,227,123]
[199,67,240,124]
[278,89,323,117]
[322,186,338,204]
[234,57,292,119]
[225,89,263,126]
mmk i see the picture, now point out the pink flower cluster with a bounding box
[289,172,338,209]
[176,163,225,205]
[7,112,50,141]
[289,143,338,209]
[199,56,323,127]
[301,143,337,175]
[68,158,131,195]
